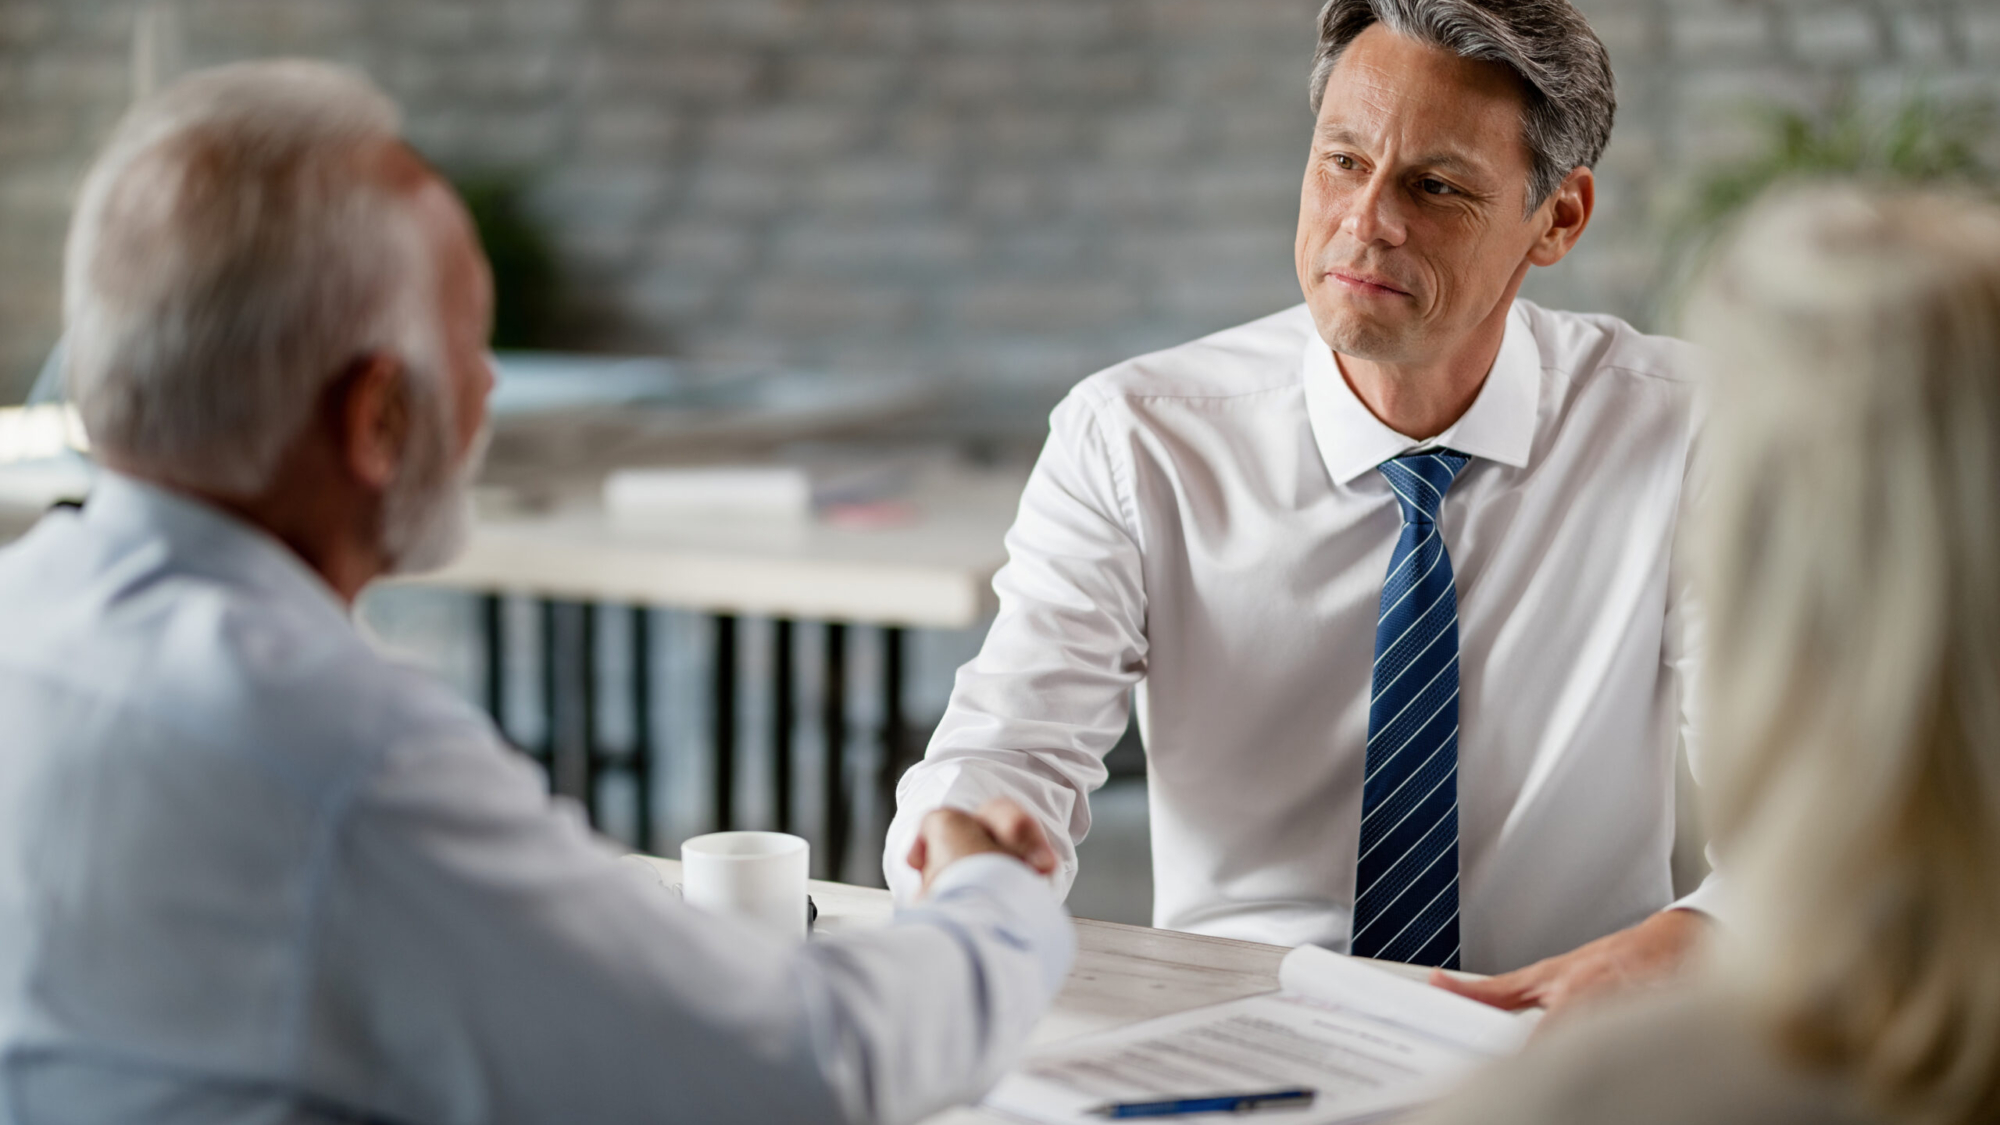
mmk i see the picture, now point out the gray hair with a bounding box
[1308,0,1615,211]
[63,59,443,495]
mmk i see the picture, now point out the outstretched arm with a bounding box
[318,719,1075,1125]
[884,389,1150,904]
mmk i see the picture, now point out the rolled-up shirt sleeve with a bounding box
[883,389,1150,904]
[310,715,1073,1125]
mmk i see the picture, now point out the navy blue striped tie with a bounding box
[1351,449,1470,969]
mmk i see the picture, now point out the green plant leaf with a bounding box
[454,172,563,351]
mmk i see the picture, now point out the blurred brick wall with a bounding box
[3,0,1997,413]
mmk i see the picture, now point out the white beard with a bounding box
[381,421,489,576]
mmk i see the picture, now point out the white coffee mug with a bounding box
[680,831,810,943]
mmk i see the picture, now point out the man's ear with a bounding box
[331,353,408,492]
[1527,165,1595,268]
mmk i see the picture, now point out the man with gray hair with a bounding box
[0,60,1072,1124]
[888,0,1714,1012]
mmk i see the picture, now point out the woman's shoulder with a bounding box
[1414,989,1882,1125]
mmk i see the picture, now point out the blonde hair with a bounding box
[1686,184,2000,1123]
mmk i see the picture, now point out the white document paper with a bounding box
[984,945,1531,1124]
[603,460,913,524]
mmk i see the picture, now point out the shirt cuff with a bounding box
[897,853,1075,998]
[881,810,926,906]
[921,851,1048,899]
[1668,868,1726,923]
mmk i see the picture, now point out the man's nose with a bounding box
[1341,172,1408,248]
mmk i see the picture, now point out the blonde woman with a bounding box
[1417,184,2000,1124]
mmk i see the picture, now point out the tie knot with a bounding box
[1378,450,1470,526]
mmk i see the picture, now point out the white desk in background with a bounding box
[397,462,1032,882]
[635,857,1443,1125]
[410,462,1027,629]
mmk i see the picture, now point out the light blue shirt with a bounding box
[0,473,1073,1125]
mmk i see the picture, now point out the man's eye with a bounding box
[1419,178,1455,195]
[1332,154,1357,170]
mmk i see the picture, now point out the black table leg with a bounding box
[538,598,558,777]
[875,626,907,885]
[773,618,795,835]
[823,622,848,881]
[578,601,599,822]
[631,605,653,853]
[481,593,505,733]
[491,602,907,871]
[541,600,595,811]
[713,614,738,833]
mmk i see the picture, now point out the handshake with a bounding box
[906,799,1060,894]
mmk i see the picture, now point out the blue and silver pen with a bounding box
[1087,1087,1317,1118]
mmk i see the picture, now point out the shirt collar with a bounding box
[84,470,353,627]
[1302,301,1541,486]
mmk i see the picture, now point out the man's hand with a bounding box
[1427,908,1710,1016]
[904,798,1059,895]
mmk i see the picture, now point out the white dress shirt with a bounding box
[885,300,1713,974]
[0,473,1073,1125]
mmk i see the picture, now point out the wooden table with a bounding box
[636,857,1437,1124]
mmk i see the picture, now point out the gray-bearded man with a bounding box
[0,60,1070,1125]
